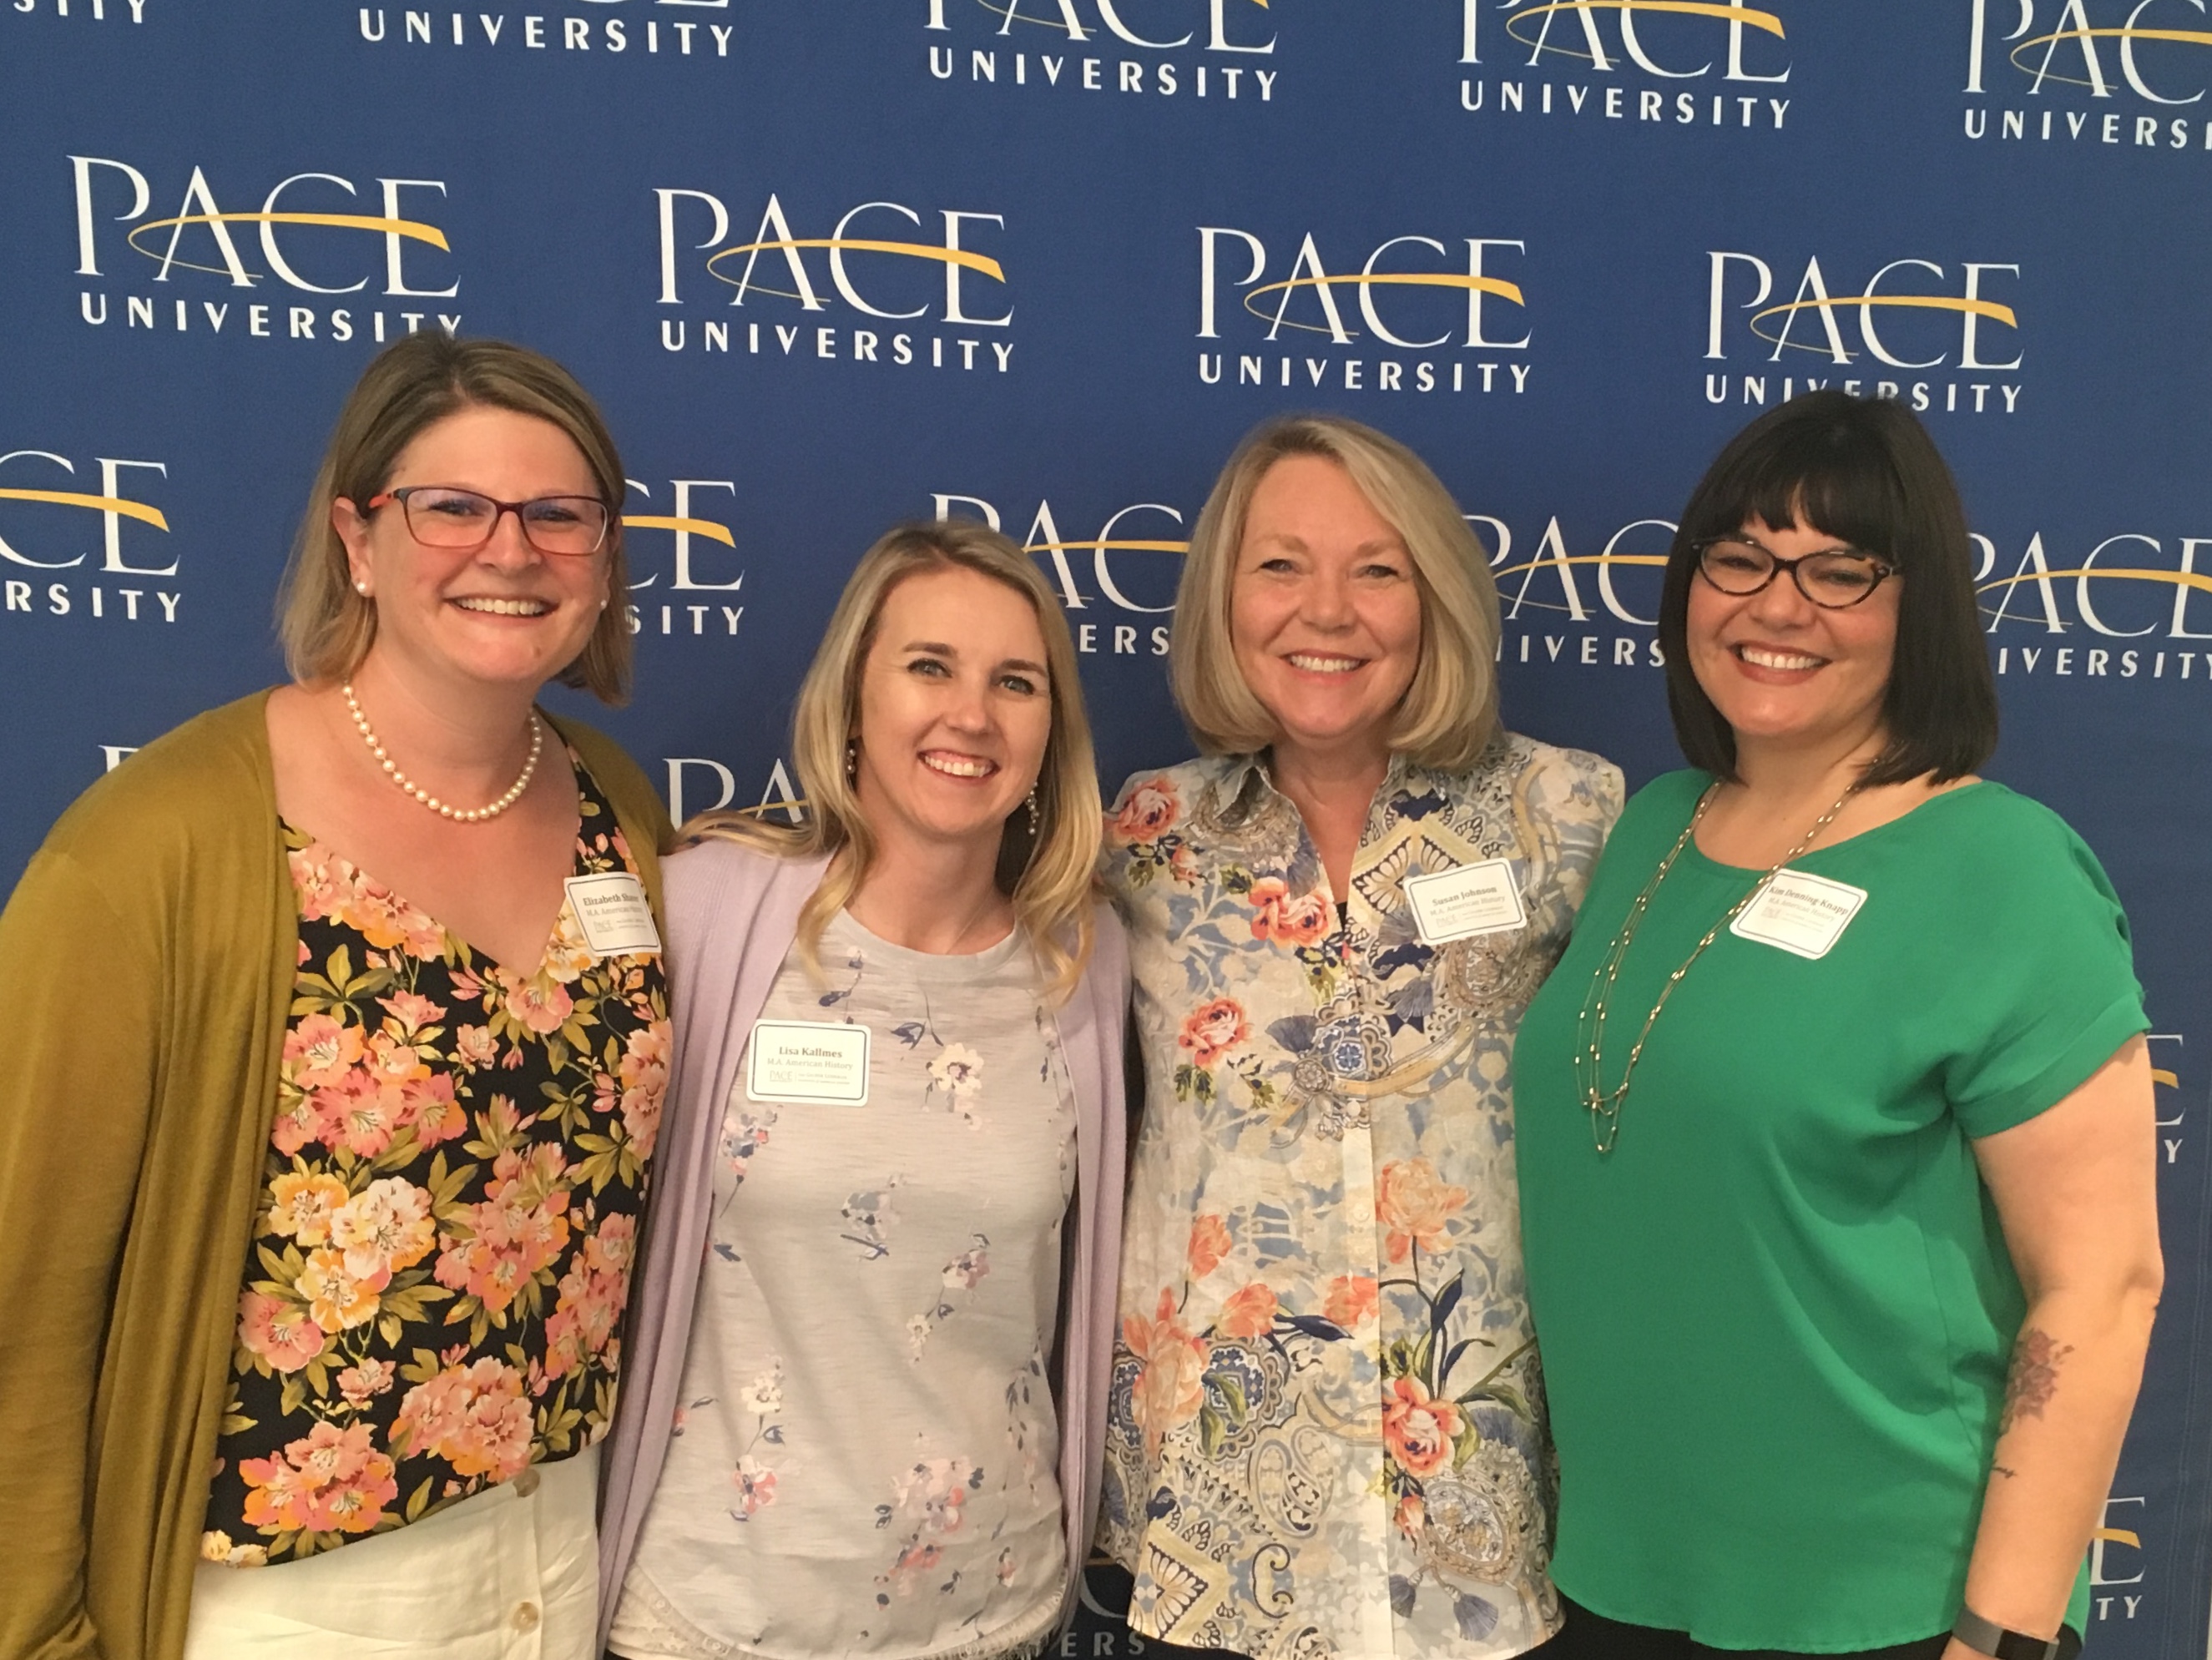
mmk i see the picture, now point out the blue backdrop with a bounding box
[3,3,2207,1652]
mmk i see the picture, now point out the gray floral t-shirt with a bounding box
[611,912,1078,1660]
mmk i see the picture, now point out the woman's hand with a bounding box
[1961,1035,2162,1641]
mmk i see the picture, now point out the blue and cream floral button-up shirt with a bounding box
[1099,733,1621,1660]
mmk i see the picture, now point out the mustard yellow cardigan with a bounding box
[0,692,670,1660]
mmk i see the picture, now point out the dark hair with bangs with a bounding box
[1657,390,1997,786]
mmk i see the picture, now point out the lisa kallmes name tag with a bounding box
[746,1019,871,1106]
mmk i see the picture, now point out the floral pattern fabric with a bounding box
[201,754,669,1567]
[611,911,1076,1660]
[1099,736,1622,1660]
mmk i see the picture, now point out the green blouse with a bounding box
[1514,770,2146,1651]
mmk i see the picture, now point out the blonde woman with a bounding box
[1096,416,1620,1658]
[598,519,1129,1660]
[0,333,670,1660]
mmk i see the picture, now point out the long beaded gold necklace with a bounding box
[1574,778,1860,1154]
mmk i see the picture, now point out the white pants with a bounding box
[183,1445,599,1660]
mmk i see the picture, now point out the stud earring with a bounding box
[845,739,859,784]
[1026,783,1040,835]
[353,578,371,597]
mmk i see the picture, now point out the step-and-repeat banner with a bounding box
[3,3,2208,1652]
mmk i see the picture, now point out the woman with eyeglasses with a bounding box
[595,518,1127,1660]
[1513,391,2162,1660]
[0,332,672,1660]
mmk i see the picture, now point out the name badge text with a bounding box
[562,873,662,957]
[747,1019,871,1106]
[1730,870,1868,961]
[1403,859,1528,945]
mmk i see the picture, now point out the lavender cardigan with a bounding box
[595,840,1129,1651]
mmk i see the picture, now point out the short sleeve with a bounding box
[1943,807,2148,1141]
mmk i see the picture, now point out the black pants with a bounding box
[1092,1595,1947,1660]
[1544,1596,1949,1660]
[1070,1572,1947,1660]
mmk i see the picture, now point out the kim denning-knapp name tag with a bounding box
[1403,859,1528,946]
[562,873,662,957]
[747,1019,871,1106]
[1729,870,1869,961]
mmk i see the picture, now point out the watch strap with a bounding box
[1952,1607,2079,1660]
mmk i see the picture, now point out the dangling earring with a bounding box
[1026,783,1040,835]
[845,739,859,784]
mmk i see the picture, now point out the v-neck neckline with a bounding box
[281,764,596,983]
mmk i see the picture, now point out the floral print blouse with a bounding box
[1099,735,1621,1660]
[612,910,1077,1660]
[201,754,669,1567]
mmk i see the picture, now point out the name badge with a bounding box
[1402,858,1527,946]
[562,873,662,957]
[747,1020,871,1106]
[1729,870,1868,961]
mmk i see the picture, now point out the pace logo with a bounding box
[1481,510,1673,670]
[356,0,737,58]
[1701,250,2024,416]
[1195,226,1534,396]
[1977,527,2212,684]
[933,490,1184,654]
[663,754,806,825]
[1452,0,1793,129]
[653,187,1015,375]
[922,0,1281,103]
[2147,1032,2186,1170]
[68,157,462,346]
[618,473,747,642]
[0,447,181,627]
[2089,1494,2152,1626]
[1964,0,2212,154]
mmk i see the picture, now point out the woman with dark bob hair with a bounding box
[1513,391,2161,1660]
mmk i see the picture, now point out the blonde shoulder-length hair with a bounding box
[275,331,635,702]
[1170,414,1502,773]
[688,518,1103,1002]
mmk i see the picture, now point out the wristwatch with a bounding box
[1952,1607,2084,1660]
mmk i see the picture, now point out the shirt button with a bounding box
[513,1466,541,1498]
[511,1602,541,1633]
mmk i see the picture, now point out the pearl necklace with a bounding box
[342,682,543,824]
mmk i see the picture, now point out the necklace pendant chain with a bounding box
[1574,777,1861,1155]
[342,681,544,825]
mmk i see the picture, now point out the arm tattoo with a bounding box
[1997,1326,2073,1436]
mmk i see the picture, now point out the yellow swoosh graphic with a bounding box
[1025,538,1189,555]
[621,515,735,547]
[706,238,1005,286]
[1242,273,1525,336]
[1507,1,1785,52]
[1748,294,2017,351]
[1492,552,1669,580]
[0,487,169,531]
[2010,27,2212,88]
[1977,566,2212,598]
[2093,1526,2142,1547]
[2154,1069,2179,1088]
[124,212,450,280]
